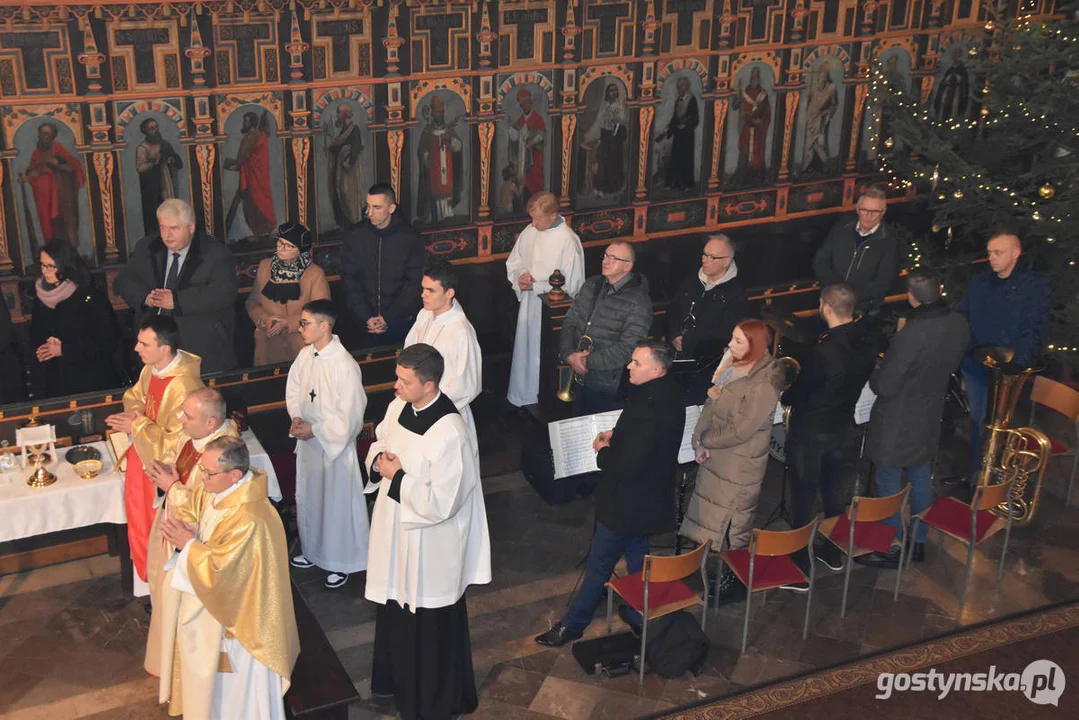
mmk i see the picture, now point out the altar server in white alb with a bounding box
[158,437,299,720]
[506,190,585,407]
[285,298,369,589]
[365,344,491,720]
[404,260,482,445]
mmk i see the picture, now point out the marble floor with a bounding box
[2,398,1079,719]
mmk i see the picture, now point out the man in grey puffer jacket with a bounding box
[559,241,653,414]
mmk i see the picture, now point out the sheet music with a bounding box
[770,382,876,426]
[550,406,701,479]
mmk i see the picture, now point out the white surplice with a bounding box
[165,473,286,720]
[285,335,369,573]
[404,299,483,447]
[505,218,585,406]
[364,395,492,610]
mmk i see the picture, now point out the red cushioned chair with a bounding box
[719,515,822,654]
[819,486,910,617]
[1028,376,1079,506]
[909,478,1017,611]
[605,539,711,682]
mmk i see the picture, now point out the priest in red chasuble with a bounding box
[106,315,203,594]
[143,387,240,677]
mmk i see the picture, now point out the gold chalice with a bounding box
[26,442,56,488]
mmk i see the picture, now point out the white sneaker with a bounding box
[290,554,315,569]
[325,572,349,589]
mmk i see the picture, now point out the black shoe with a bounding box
[780,581,809,593]
[854,547,902,569]
[815,544,844,571]
[534,622,583,648]
[617,605,642,638]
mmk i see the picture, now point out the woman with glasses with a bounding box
[246,222,330,365]
[29,238,119,398]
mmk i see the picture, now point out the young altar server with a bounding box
[505,191,585,407]
[143,387,239,677]
[105,315,203,595]
[285,298,369,589]
[365,344,491,720]
[159,437,299,720]
[403,260,482,445]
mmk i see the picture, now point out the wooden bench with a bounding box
[285,583,360,720]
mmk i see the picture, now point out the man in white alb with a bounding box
[404,260,482,446]
[505,190,585,406]
[285,299,369,589]
[158,437,299,720]
[365,344,491,720]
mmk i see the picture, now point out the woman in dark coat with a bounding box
[30,239,119,398]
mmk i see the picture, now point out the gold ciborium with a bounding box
[26,442,56,488]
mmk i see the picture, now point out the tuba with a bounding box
[974,346,1041,487]
[557,334,594,403]
[991,427,1051,525]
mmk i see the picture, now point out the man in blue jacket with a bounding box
[957,231,1049,484]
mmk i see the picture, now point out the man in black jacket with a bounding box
[535,340,684,647]
[857,269,969,569]
[559,241,653,414]
[812,185,901,317]
[113,199,238,373]
[666,233,749,403]
[340,183,426,347]
[782,283,878,574]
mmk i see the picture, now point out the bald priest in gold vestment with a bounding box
[158,436,299,720]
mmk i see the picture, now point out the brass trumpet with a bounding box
[557,334,594,403]
[775,356,800,431]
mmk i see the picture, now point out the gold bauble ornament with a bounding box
[968,46,979,57]
[931,225,941,233]
[884,137,895,149]
[980,107,990,117]
[953,189,964,199]
[1039,183,1056,199]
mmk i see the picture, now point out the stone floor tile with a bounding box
[528,676,604,720]
[479,664,548,708]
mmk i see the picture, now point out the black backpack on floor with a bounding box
[644,611,709,678]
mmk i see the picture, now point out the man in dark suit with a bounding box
[535,340,684,647]
[114,199,239,373]
[858,269,970,569]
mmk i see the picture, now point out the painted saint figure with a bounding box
[416,95,464,224]
[327,104,365,228]
[19,122,85,248]
[581,82,629,198]
[734,68,771,179]
[224,111,277,239]
[655,76,700,190]
[136,118,184,238]
[934,47,971,122]
[507,87,547,209]
[802,64,840,172]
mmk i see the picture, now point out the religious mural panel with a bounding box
[313,89,375,236]
[793,53,848,178]
[724,61,777,187]
[862,46,913,164]
[11,116,93,265]
[115,101,191,242]
[411,90,471,228]
[651,69,705,196]
[219,105,286,247]
[576,76,633,209]
[933,42,975,123]
[496,80,552,218]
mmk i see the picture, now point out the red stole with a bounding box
[124,374,176,583]
[175,440,201,485]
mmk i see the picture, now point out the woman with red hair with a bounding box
[681,318,785,602]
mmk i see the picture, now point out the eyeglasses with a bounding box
[197,464,230,478]
[856,206,886,215]
[701,253,730,262]
[40,262,58,271]
[276,240,297,250]
[603,253,632,264]
[298,319,316,329]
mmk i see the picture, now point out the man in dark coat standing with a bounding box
[666,233,749,403]
[535,340,684,646]
[341,182,426,347]
[812,185,902,317]
[113,199,238,373]
[782,283,879,575]
[857,269,969,569]
[957,231,1049,482]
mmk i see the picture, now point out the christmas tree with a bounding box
[874,4,1079,364]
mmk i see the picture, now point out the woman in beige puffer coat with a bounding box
[680,319,785,551]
